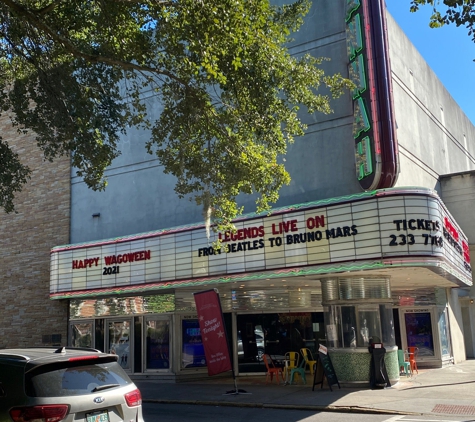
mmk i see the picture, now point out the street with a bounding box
[142,402,475,422]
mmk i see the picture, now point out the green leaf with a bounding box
[0,0,352,230]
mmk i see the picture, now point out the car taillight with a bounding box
[10,405,69,422]
[124,388,142,407]
[68,355,99,362]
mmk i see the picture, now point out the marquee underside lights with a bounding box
[50,257,470,300]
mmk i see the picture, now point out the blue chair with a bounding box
[289,354,307,384]
[398,349,411,376]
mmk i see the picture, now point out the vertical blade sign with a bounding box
[193,290,232,376]
[346,0,399,190]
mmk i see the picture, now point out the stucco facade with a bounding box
[69,2,475,245]
[439,171,475,360]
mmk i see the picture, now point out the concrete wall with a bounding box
[461,304,474,358]
[70,1,475,248]
[386,13,475,189]
[439,172,475,359]
[0,113,70,347]
[70,0,361,244]
[439,172,475,241]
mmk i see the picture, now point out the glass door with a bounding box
[404,311,434,357]
[144,316,171,371]
[438,307,452,358]
[107,319,132,371]
[181,318,206,369]
[236,312,319,374]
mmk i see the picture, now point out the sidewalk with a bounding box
[134,359,475,417]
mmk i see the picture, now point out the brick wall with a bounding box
[0,113,70,347]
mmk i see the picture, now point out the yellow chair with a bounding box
[300,348,317,375]
[284,351,300,382]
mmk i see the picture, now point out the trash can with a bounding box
[369,343,390,389]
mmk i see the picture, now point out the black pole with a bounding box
[215,289,251,395]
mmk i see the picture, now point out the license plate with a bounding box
[86,410,109,422]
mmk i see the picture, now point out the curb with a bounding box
[143,399,422,416]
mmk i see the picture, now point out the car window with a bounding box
[26,361,131,397]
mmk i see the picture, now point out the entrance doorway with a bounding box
[462,306,474,358]
[106,319,132,371]
[236,312,323,374]
[404,311,434,357]
[144,316,171,371]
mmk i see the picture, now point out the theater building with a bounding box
[50,0,475,384]
[52,186,472,383]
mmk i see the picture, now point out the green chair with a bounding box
[284,351,299,382]
[289,354,307,384]
[398,349,411,377]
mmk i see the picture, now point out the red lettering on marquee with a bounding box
[72,251,151,269]
[444,217,459,241]
[103,250,152,266]
[71,257,100,269]
[444,217,470,265]
[219,226,264,242]
[463,241,471,264]
[271,219,298,235]
[306,215,326,230]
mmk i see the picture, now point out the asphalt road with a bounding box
[142,402,474,422]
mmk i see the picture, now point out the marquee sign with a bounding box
[50,188,472,296]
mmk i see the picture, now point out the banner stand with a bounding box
[193,289,251,396]
[223,371,251,395]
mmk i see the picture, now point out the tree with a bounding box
[410,1,475,43]
[0,0,351,234]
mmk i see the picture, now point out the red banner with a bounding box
[193,289,232,376]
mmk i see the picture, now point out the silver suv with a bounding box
[0,347,144,422]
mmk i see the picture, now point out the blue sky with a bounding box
[385,0,475,125]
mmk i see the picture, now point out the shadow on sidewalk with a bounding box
[401,379,475,390]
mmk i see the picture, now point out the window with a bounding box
[182,319,206,369]
[324,304,394,348]
[405,312,434,356]
[26,361,130,397]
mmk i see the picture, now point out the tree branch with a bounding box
[36,0,64,15]
[0,0,186,86]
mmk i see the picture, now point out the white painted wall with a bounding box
[448,288,466,363]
